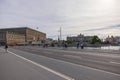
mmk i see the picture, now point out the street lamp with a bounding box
[58,27,62,47]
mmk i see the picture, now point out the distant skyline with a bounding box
[0,0,120,40]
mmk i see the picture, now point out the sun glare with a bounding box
[99,0,116,6]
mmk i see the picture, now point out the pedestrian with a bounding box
[65,43,68,48]
[5,44,8,52]
[81,43,84,49]
[77,42,79,49]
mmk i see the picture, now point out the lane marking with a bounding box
[43,51,53,54]
[110,61,120,65]
[63,55,82,59]
[7,50,75,80]
[64,55,119,66]
[57,59,120,77]
[41,48,120,58]
[28,47,120,77]
[5,48,120,78]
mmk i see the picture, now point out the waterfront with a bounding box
[101,46,120,50]
[85,46,120,50]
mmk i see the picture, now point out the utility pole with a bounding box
[58,27,62,41]
[58,27,62,47]
[60,27,62,41]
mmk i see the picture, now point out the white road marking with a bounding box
[109,61,120,65]
[2,48,120,78]
[7,51,75,80]
[33,48,120,77]
[63,55,82,59]
[44,51,53,54]
[16,47,120,77]
[57,59,120,77]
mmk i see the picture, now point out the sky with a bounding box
[0,0,120,40]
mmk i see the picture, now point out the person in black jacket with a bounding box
[81,43,84,49]
[5,44,8,52]
[77,42,80,49]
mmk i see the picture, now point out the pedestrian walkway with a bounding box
[41,47,119,58]
[47,46,120,54]
[0,48,67,80]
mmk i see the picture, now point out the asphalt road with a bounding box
[0,48,72,80]
[7,46,120,80]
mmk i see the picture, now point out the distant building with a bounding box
[115,36,120,43]
[67,34,93,42]
[105,36,119,44]
[0,27,46,45]
[46,38,53,44]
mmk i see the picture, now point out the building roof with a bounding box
[0,27,46,34]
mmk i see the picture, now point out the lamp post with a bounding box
[58,27,62,47]
[60,27,62,41]
[58,27,62,40]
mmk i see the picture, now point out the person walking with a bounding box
[77,42,80,49]
[65,43,68,48]
[81,43,84,49]
[5,44,8,52]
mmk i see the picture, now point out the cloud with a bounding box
[0,0,120,39]
[84,24,120,31]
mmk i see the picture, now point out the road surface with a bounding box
[0,48,73,80]
[5,46,120,80]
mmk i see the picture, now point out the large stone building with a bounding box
[0,27,46,45]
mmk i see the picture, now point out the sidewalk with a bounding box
[46,46,120,54]
[0,48,67,80]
